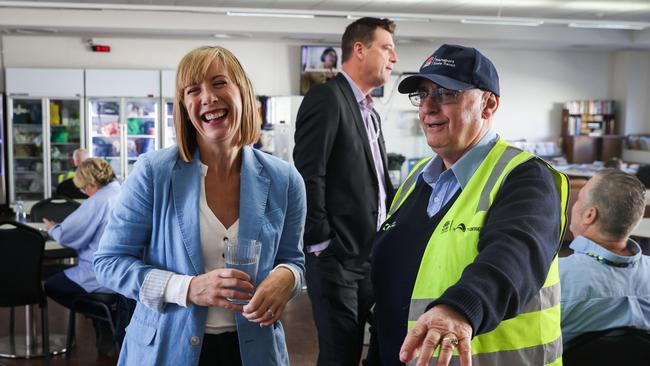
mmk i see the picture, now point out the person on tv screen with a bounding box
[301,47,339,95]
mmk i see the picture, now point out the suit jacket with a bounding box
[294,72,394,264]
[94,146,306,366]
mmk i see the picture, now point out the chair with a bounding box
[30,196,81,223]
[0,221,50,357]
[65,293,135,357]
[30,197,81,279]
[563,327,650,366]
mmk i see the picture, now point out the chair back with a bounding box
[0,221,46,307]
[30,197,81,223]
[563,327,650,366]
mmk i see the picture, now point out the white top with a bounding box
[162,162,300,334]
[198,163,239,334]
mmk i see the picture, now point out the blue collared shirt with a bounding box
[420,130,498,217]
[48,181,120,292]
[559,235,650,343]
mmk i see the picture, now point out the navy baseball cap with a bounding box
[398,44,500,96]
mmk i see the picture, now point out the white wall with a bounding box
[375,44,614,159]
[1,35,301,96]
[612,51,650,135]
[1,34,645,159]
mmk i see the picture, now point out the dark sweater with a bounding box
[366,158,562,366]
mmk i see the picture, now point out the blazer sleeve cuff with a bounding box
[140,269,174,313]
[272,264,303,299]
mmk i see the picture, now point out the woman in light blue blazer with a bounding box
[94,46,306,366]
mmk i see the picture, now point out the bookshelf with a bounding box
[561,100,622,164]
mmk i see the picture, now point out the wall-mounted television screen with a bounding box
[300,45,386,98]
[300,45,342,95]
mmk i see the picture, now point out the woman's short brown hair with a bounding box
[174,46,261,162]
[73,158,116,189]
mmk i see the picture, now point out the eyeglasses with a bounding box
[408,88,462,107]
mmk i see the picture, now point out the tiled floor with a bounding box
[0,291,319,366]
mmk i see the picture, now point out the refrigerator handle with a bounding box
[43,98,52,198]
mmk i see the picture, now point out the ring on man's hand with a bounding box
[442,335,459,347]
[267,309,275,317]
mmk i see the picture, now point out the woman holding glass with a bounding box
[94,46,306,366]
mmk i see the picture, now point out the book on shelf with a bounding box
[564,100,615,115]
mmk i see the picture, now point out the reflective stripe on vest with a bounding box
[406,337,563,366]
[392,138,569,366]
[407,282,561,322]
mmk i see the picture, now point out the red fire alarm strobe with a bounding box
[91,45,111,52]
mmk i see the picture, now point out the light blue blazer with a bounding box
[94,146,306,366]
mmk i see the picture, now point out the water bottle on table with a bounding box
[15,200,27,223]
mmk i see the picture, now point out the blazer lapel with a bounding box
[238,146,270,243]
[172,151,203,275]
[334,74,375,171]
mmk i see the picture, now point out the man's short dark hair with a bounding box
[588,168,646,239]
[341,17,395,63]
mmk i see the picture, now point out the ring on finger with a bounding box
[267,309,275,317]
[441,335,459,348]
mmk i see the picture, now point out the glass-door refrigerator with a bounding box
[162,100,175,148]
[161,70,176,148]
[0,94,5,205]
[8,97,83,203]
[88,98,159,179]
[86,69,161,180]
[6,68,84,205]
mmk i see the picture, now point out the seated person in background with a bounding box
[560,168,650,344]
[56,147,89,199]
[43,158,121,352]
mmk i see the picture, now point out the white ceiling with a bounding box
[6,0,650,22]
[1,0,650,50]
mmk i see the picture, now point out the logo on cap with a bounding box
[422,56,456,69]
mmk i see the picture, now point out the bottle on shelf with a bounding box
[15,200,27,224]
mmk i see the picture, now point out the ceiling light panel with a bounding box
[563,1,650,12]
[461,18,544,26]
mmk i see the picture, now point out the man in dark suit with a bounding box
[293,17,398,366]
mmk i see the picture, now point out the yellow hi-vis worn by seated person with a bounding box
[388,137,569,366]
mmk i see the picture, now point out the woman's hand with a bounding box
[42,218,55,230]
[187,268,254,312]
[242,267,295,326]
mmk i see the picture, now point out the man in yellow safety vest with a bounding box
[364,44,569,366]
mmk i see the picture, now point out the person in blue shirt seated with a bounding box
[43,157,121,352]
[560,168,650,344]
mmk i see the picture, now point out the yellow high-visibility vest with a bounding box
[389,138,569,366]
[58,170,75,184]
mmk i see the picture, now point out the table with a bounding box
[0,222,72,358]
